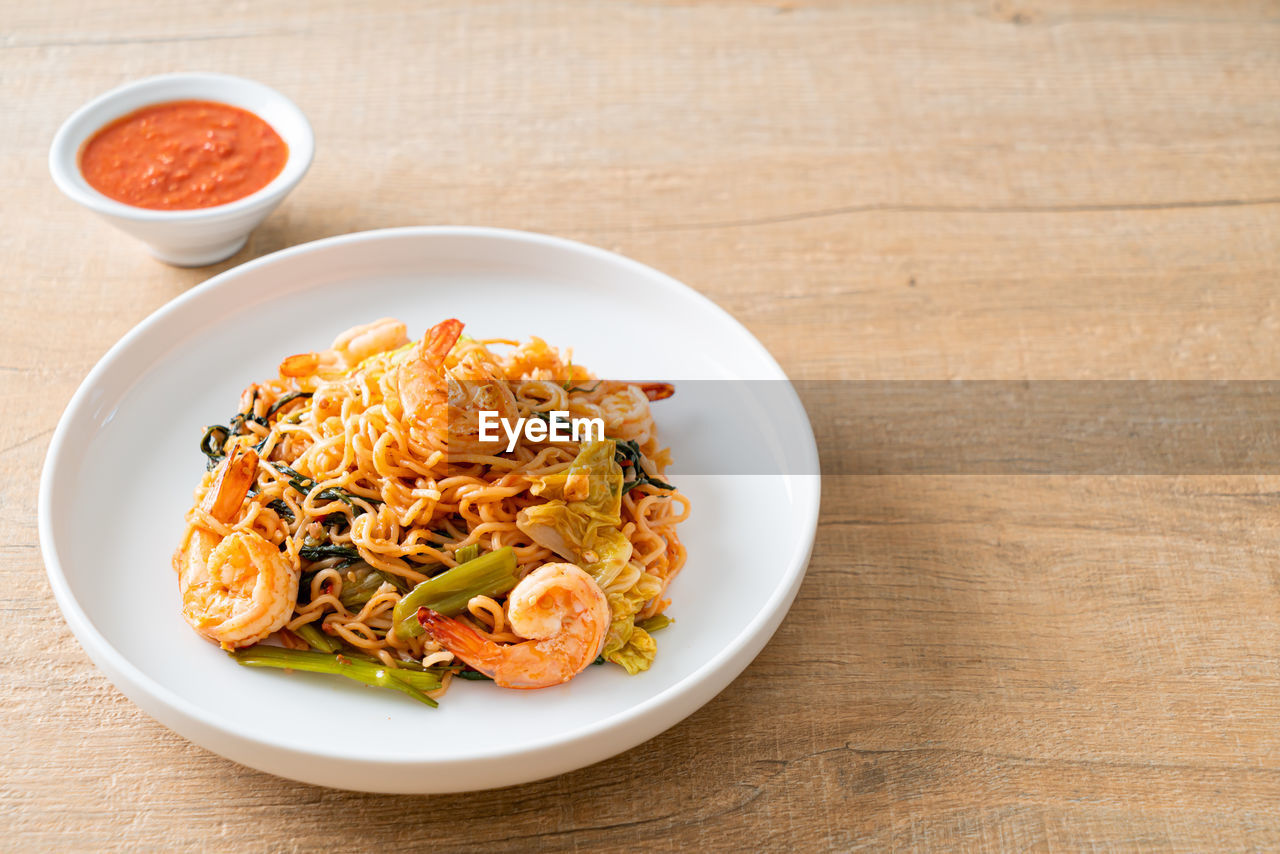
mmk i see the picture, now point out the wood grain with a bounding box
[3,0,1279,850]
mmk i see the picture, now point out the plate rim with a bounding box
[38,226,821,788]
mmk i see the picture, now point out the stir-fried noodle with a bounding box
[174,318,687,703]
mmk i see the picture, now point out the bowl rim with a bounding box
[48,71,315,222]
[37,226,821,783]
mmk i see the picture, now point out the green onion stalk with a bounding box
[293,621,340,653]
[392,546,519,638]
[230,647,443,707]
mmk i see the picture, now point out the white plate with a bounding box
[39,227,820,793]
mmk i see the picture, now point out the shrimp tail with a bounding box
[203,446,259,522]
[639,382,675,402]
[417,607,500,675]
[279,353,320,377]
[422,318,464,366]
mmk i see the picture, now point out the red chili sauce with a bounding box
[80,100,288,210]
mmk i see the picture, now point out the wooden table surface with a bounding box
[5,1,1280,850]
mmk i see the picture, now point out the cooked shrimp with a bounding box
[331,317,409,367]
[278,317,409,380]
[398,317,463,435]
[597,382,660,446]
[174,447,300,649]
[416,562,609,689]
[398,318,521,452]
[445,358,522,453]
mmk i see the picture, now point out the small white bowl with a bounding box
[49,73,314,267]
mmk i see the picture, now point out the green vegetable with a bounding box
[559,360,601,394]
[298,543,362,562]
[451,669,493,681]
[602,570,663,673]
[516,440,633,589]
[199,425,230,470]
[230,389,266,432]
[614,438,676,493]
[392,547,519,638]
[607,625,657,675]
[198,392,316,471]
[274,464,383,510]
[636,614,672,633]
[453,543,480,565]
[340,650,430,672]
[266,498,295,522]
[230,647,441,707]
[294,622,339,653]
[265,391,313,419]
[314,488,359,513]
[298,546,414,598]
[335,568,384,606]
[377,569,414,594]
